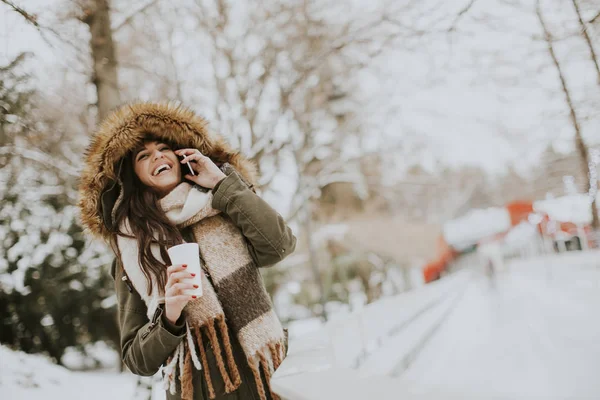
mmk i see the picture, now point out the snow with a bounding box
[273,251,600,399]
[443,207,512,250]
[534,192,600,224]
[397,252,600,399]
[4,1,600,398]
[3,252,600,399]
[286,317,324,340]
[440,191,598,254]
[501,221,537,248]
[272,270,470,383]
[61,342,121,370]
[0,345,138,400]
[358,288,464,377]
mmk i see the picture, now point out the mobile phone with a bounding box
[179,155,195,176]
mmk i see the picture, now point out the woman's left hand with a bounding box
[175,149,226,189]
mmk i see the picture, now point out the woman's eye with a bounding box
[138,154,148,160]
[160,147,170,152]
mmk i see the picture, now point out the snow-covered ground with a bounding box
[0,318,325,400]
[4,251,600,400]
[397,254,600,399]
[272,251,600,399]
[0,346,139,400]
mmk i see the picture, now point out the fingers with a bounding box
[175,148,211,165]
[165,281,198,297]
[180,153,208,165]
[166,270,196,289]
[166,264,188,275]
[175,148,199,155]
[175,148,202,158]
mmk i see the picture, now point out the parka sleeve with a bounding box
[211,170,297,267]
[113,260,186,376]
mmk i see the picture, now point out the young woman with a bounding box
[78,103,296,400]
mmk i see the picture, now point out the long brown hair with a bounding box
[111,138,185,295]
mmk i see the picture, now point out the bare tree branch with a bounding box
[572,0,600,84]
[112,0,159,32]
[286,144,404,222]
[589,10,600,23]
[0,0,88,68]
[1,0,56,42]
[448,0,477,32]
[0,146,80,177]
[1,0,39,25]
[536,0,600,230]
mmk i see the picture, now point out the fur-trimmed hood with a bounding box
[78,102,257,241]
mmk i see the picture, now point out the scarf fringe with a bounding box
[247,339,286,400]
[162,321,285,400]
[164,341,183,395]
[181,341,194,400]
[259,352,274,399]
[217,316,242,387]
[269,342,282,370]
[248,355,267,400]
[206,318,236,393]
[195,326,216,399]
[186,322,202,370]
[178,340,186,386]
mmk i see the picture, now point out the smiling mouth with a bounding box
[153,164,172,176]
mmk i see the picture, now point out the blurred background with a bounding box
[1,0,600,399]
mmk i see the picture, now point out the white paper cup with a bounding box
[167,243,203,297]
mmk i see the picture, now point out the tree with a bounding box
[79,0,121,121]
[0,53,34,147]
[537,0,600,231]
[146,0,416,318]
[0,55,118,365]
[571,0,600,84]
[2,0,122,122]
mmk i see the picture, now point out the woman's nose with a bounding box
[152,150,164,161]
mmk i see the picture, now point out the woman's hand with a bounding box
[175,149,226,189]
[164,264,197,324]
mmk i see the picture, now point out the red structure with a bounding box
[506,201,534,226]
[422,201,535,283]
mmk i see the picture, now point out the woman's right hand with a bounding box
[164,264,197,324]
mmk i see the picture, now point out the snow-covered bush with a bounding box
[0,54,118,366]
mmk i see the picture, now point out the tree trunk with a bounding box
[537,0,600,232]
[304,202,328,321]
[576,133,600,231]
[81,0,121,122]
[572,0,600,236]
[572,0,600,84]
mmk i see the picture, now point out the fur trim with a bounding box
[78,102,258,240]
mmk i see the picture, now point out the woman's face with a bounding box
[133,141,181,197]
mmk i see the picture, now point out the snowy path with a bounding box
[396,263,600,399]
[4,254,600,400]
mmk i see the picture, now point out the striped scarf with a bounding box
[117,181,285,400]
